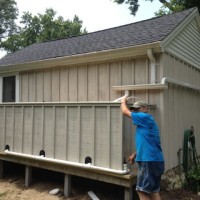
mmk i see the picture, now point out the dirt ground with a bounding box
[0,162,200,200]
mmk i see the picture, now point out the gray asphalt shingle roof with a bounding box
[0,8,195,66]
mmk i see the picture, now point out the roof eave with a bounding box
[0,42,162,74]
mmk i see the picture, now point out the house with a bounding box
[0,7,199,199]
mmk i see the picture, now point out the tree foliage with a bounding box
[113,0,200,16]
[0,0,18,42]
[155,0,200,16]
[1,8,87,53]
[155,0,185,16]
[113,0,140,16]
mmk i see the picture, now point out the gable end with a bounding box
[162,10,200,69]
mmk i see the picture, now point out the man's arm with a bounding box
[121,96,131,117]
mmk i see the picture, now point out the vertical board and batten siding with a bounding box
[12,56,163,172]
[162,53,200,93]
[17,56,163,166]
[162,86,200,170]
[160,53,200,170]
[0,103,136,170]
[19,57,150,103]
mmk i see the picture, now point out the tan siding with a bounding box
[135,58,148,84]
[109,62,122,101]
[43,70,51,102]
[121,60,134,85]
[88,64,98,101]
[19,57,152,102]
[35,71,44,102]
[161,53,200,170]
[194,67,200,85]
[123,116,135,162]
[162,85,200,170]
[23,106,33,154]
[60,68,69,101]
[21,73,29,102]
[54,106,66,160]
[14,107,23,152]
[98,63,109,101]
[175,59,185,81]
[167,86,175,168]
[78,66,88,101]
[0,103,127,170]
[134,58,149,102]
[148,90,161,125]
[165,19,200,69]
[5,107,14,150]
[32,106,43,155]
[52,69,60,102]
[80,107,94,163]
[67,106,79,161]
[155,54,161,83]
[110,106,123,169]
[28,73,35,102]
[163,53,200,86]
[95,107,110,167]
[43,106,55,158]
[68,67,78,101]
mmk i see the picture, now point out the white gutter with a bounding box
[147,49,156,84]
[4,150,129,175]
[161,77,200,91]
[0,42,161,74]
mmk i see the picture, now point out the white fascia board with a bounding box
[0,42,161,74]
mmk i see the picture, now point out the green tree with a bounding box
[155,0,200,16]
[155,0,185,16]
[0,0,18,42]
[113,0,200,16]
[1,8,87,53]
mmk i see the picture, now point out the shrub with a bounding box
[185,166,200,192]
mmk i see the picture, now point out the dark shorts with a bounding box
[136,161,164,194]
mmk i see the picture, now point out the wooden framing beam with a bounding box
[112,84,168,91]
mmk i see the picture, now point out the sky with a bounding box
[0,0,163,58]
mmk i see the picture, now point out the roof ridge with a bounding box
[37,7,196,44]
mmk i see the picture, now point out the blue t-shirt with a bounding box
[131,112,164,162]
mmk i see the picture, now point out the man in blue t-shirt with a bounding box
[121,96,164,200]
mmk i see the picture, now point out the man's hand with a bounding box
[121,95,128,103]
[127,152,136,164]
